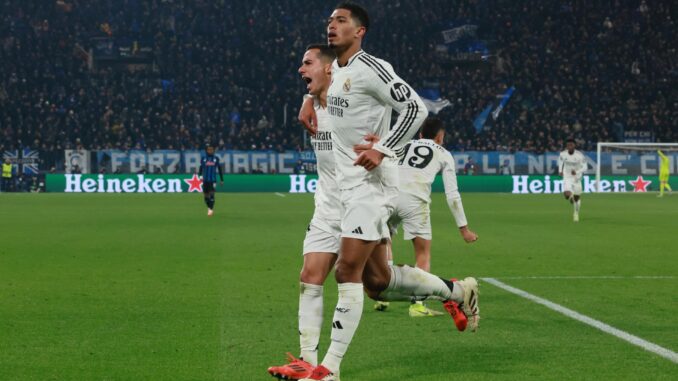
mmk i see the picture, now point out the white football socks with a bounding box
[299,282,323,366]
[575,199,581,213]
[322,282,363,374]
[379,265,462,303]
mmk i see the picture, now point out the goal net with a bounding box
[596,142,678,192]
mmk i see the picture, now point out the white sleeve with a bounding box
[442,153,468,228]
[361,58,428,158]
[557,153,564,175]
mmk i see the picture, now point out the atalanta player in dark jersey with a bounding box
[197,144,224,216]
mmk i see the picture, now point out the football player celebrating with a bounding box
[297,3,480,380]
[386,118,478,317]
[268,44,340,380]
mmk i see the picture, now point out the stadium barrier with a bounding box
[45,174,674,194]
[61,150,678,175]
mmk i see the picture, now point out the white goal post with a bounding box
[596,142,678,192]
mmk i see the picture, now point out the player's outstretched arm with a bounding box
[442,152,477,243]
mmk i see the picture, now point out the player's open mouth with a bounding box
[302,76,312,89]
[328,32,337,38]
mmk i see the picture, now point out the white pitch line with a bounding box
[492,275,676,280]
[274,192,286,197]
[481,277,678,364]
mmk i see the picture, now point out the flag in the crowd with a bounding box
[21,149,40,174]
[2,149,40,175]
[492,86,515,120]
[474,104,493,133]
[418,88,451,115]
[441,24,478,43]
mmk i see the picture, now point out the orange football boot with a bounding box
[267,353,313,380]
[442,278,468,331]
[443,300,468,331]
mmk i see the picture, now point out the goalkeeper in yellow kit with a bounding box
[658,150,672,197]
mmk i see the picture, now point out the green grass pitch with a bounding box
[1,192,676,380]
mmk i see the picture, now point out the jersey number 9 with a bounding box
[400,145,433,169]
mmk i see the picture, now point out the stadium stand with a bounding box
[0,0,675,176]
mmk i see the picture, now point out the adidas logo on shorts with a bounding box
[351,226,364,234]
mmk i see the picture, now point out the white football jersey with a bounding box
[311,99,341,220]
[398,139,468,227]
[558,150,588,179]
[327,50,427,190]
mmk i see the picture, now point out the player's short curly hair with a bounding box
[335,2,369,31]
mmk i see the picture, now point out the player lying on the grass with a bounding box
[294,4,479,380]
[373,118,478,317]
[657,150,672,197]
[558,138,587,222]
[197,144,223,216]
[267,44,343,381]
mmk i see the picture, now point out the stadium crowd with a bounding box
[0,0,675,174]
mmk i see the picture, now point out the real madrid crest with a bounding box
[343,78,351,92]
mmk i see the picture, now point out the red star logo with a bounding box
[629,176,651,192]
[184,174,203,192]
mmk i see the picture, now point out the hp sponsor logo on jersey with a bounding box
[390,82,411,102]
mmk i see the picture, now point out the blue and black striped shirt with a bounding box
[199,155,223,182]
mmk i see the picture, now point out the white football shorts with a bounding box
[340,180,397,241]
[388,193,432,241]
[562,176,583,195]
[302,215,342,255]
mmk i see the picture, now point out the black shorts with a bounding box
[203,181,216,193]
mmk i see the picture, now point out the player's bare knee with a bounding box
[300,267,325,285]
[563,192,572,200]
[334,262,360,283]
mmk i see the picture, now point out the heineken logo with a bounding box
[289,175,318,193]
[511,175,627,194]
[64,174,183,193]
[45,174,651,194]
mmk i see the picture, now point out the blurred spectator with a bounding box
[2,159,14,191]
[499,159,512,175]
[464,157,476,175]
[293,160,306,175]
